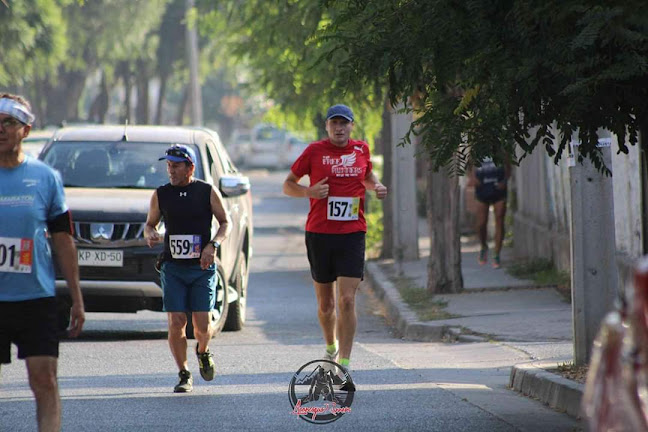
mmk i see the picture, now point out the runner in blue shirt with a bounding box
[0,93,85,432]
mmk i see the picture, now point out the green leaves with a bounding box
[319,0,648,171]
[0,0,68,86]
[200,0,385,141]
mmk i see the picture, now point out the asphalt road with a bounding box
[0,170,579,431]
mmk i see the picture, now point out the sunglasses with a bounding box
[166,147,193,163]
[0,117,25,129]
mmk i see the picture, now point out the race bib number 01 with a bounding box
[169,234,201,259]
[327,197,360,221]
[0,237,33,273]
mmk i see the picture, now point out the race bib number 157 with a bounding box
[327,197,360,221]
[0,237,33,273]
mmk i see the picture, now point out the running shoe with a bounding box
[492,254,501,269]
[322,348,339,375]
[338,372,356,392]
[196,344,216,381]
[478,248,488,265]
[173,369,193,393]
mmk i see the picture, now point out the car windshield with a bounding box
[40,141,203,188]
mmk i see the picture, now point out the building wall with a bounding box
[513,136,572,271]
[513,131,643,281]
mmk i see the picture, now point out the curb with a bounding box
[364,260,584,420]
[509,363,584,419]
[364,261,448,342]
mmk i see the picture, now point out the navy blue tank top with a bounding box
[475,157,506,186]
[157,179,212,264]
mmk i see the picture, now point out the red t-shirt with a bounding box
[291,138,373,234]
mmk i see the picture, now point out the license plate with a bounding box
[78,249,124,267]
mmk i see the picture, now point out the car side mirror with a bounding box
[220,175,251,197]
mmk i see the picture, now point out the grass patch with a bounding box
[506,258,570,287]
[550,361,588,384]
[395,277,458,321]
[506,258,572,302]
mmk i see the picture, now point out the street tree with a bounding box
[320,0,648,295]
[324,0,648,170]
[0,0,69,125]
[198,0,383,140]
[39,0,167,125]
[198,0,394,253]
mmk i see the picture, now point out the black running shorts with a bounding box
[0,297,60,364]
[305,231,366,283]
[475,184,507,205]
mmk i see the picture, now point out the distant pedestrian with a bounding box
[283,104,387,391]
[144,144,231,393]
[0,93,85,432]
[468,156,511,269]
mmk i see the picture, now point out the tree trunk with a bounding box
[120,62,132,124]
[135,58,150,124]
[155,74,168,124]
[379,100,394,258]
[176,85,189,125]
[88,72,110,124]
[45,68,86,126]
[30,78,47,128]
[96,74,110,124]
[427,162,463,293]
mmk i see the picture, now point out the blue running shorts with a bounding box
[160,261,217,312]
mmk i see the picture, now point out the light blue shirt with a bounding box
[0,155,68,300]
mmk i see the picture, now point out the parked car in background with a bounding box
[227,129,252,166]
[39,125,253,336]
[242,123,290,169]
[23,129,55,157]
[286,135,309,168]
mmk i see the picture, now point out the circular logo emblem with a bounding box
[288,359,354,424]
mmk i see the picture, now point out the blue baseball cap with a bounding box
[326,104,354,122]
[159,144,196,165]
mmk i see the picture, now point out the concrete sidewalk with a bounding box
[364,218,584,419]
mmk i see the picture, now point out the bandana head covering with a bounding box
[0,97,35,125]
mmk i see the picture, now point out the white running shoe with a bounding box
[322,348,339,375]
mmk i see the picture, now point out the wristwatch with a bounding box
[211,240,221,249]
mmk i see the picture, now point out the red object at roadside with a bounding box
[582,256,648,431]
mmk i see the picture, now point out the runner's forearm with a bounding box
[283,179,309,198]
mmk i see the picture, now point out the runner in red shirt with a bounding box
[283,104,387,391]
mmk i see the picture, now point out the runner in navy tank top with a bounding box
[144,144,231,393]
[468,156,511,269]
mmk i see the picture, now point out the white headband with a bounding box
[0,97,35,125]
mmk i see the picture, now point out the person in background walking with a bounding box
[468,156,511,269]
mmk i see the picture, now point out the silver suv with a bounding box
[39,125,253,336]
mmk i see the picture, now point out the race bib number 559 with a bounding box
[0,237,33,273]
[169,234,201,259]
[327,197,360,221]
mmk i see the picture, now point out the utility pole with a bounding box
[569,132,619,365]
[185,0,203,126]
[390,104,419,266]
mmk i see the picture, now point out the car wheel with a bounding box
[185,260,229,339]
[224,251,247,331]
